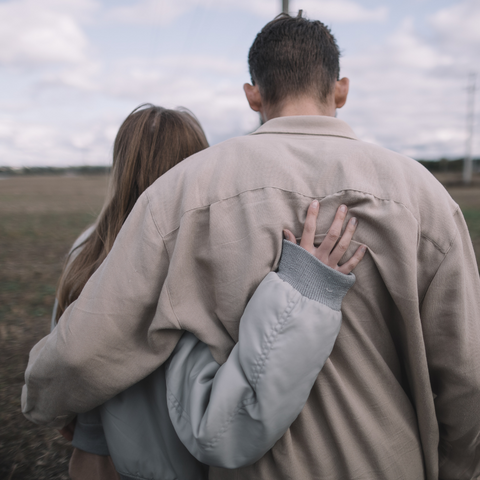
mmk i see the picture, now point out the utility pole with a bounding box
[463,72,476,185]
[282,0,289,14]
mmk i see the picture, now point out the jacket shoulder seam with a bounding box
[420,205,461,255]
[419,207,461,306]
[159,187,456,255]
[159,187,421,239]
[145,190,164,238]
[145,192,182,329]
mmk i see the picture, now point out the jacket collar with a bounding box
[250,115,358,141]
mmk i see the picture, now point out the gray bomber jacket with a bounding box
[68,240,355,480]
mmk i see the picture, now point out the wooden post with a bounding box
[282,0,289,14]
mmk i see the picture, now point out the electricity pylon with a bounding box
[463,73,477,185]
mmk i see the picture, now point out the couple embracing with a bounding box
[23,12,480,480]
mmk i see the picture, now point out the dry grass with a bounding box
[0,172,479,479]
[0,175,107,479]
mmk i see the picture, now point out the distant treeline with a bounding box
[0,166,111,177]
[417,158,480,172]
[0,160,479,177]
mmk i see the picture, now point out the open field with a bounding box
[0,175,108,480]
[1,172,480,479]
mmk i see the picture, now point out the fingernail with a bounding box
[360,245,367,253]
[340,204,347,212]
[283,229,288,239]
[312,200,319,209]
[351,217,358,226]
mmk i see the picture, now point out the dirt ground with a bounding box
[0,172,479,479]
[0,175,107,480]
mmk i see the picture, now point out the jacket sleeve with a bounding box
[421,209,480,480]
[166,240,355,468]
[48,298,110,455]
[21,194,183,428]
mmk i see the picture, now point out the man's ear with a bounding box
[243,83,263,113]
[334,77,349,109]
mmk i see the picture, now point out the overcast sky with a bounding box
[0,0,479,167]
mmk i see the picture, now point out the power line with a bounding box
[463,72,476,185]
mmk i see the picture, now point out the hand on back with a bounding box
[284,200,366,275]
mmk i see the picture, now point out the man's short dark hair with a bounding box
[248,13,340,106]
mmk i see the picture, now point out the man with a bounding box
[23,13,480,480]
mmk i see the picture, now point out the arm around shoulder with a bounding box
[22,193,182,427]
[166,240,355,468]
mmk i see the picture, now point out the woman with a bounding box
[48,104,365,479]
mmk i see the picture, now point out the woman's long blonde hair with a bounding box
[55,104,209,322]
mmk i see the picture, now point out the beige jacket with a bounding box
[23,116,480,480]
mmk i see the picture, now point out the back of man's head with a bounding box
[248,13,340,107]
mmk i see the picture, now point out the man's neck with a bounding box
[262,96,336,122]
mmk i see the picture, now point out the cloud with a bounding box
[430,0,480,46]
[429,0,480,72]
[0,117,116,167]
[39,53,246,100]
[385,18,452,70]
[107,0,386,25]
[41,61,102,91]
[1,0,478,167]
[71,55,257,145]
[107,0,195,26]
[291,0,387,23]
[339,12,478,160]
[0,0,95,66]
[106,0,272,25]
[0,50,258,166]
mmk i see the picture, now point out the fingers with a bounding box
[283,229,297,244]
[299,200,319,253]
[329,217,358,265]
[283,202,366,275]
[337,245,367,274]
[318,205,347,257]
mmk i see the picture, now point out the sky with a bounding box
[0,0,479,167]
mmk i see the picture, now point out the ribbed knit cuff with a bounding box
[277,240,355,311]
